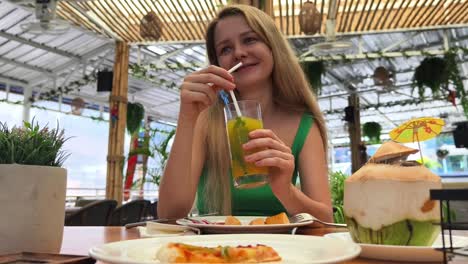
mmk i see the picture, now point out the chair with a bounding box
[75,197,100,207]
[65,199,117,226]
[143,200,158,220]
[108,200,151,226]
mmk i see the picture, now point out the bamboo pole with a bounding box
[106,41,129,205]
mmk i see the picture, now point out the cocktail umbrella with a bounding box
[389,117,445,163]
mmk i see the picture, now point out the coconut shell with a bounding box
[346,163,441,183]
[368,141,419,163]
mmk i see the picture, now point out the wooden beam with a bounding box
[106,41,129,205]
[347,87,362,173]
[364,0,381,31]
[264,0,274,17]
[231,0,274,17]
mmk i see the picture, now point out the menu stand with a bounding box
[430,188,468,264]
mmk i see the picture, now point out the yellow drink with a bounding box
[226,116,269,188]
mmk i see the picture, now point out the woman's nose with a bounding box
[233,45,248,60]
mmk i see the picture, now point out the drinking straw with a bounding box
[219,90,230,105]
[226,62,243,117]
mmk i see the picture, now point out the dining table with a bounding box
[60,226,468,264]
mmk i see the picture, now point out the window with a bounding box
[331,133,468,177]
[30,104,110,191]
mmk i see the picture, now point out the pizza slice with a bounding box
[156,242,281,263]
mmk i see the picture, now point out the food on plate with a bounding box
[265,212,290,225]
[156,242,281,263]
[217,213,290,226]
[225,216,242,225]
[249,218,265,225]
[344,142,441,246]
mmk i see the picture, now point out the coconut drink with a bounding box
[343,141,442,246]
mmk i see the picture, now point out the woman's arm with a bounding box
[158,66,235,219]
[273,124,333,222]
[245,124,333,222]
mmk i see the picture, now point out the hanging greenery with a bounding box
[126,102,145,135]
[412,49,467,117]
[445,51,468,117]
[362,122,382,144]
[413,57,448,98]
[324,97,430,115]
[28,73,97,103]
[301,60,325,95]
[129,61,203,91]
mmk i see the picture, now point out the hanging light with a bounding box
[71,97,85,115]
[373,66,394,86]
[140,11,163,40]
[299,1,321,35]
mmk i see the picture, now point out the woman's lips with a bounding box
[237,63,258,72]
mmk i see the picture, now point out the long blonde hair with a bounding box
[203,5,328,215]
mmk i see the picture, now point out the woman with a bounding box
[158,4,333,222]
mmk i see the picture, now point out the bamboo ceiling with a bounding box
[58,0,468,43]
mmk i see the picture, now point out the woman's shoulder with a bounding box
[277,107,304,120]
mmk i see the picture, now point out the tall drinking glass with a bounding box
[224,100,269,189]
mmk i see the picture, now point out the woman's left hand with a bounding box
[243,129,295,194]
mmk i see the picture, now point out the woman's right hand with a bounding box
[179,65,236,120]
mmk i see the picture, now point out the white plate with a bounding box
[146,222,193,233]
[176,216,314,234]
[325,232,468,262]
[89,233,361,264]
[138,222,200,238]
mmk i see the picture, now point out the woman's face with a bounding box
[214,15,274,90]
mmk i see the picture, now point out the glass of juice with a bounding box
[224,100,269,189]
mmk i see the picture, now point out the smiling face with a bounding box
[214,15,274,93]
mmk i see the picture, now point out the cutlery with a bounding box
[125,212,218,229]
[289,212,347,227]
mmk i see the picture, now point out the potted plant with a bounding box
[413,52,467,118]
[301,60,325,95]
[0,120,69,254]
[362,122,382,144]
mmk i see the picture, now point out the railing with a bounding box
[66,188,159,207]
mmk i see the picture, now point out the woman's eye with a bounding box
[219,46,232,55]
[244,37,257,44]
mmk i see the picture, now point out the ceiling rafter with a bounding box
[0,30,81,59]
[0,56,53,75]
[0,74,28,86]
[40,0,467,43]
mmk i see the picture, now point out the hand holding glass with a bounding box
[225,100,269,189]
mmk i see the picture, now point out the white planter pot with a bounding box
[0,164,67,254]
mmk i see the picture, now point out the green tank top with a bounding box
[196,113,314,216]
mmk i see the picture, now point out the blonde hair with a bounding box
[203,5,328,215]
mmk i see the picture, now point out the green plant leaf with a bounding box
[362,122,382,144]
[0,119,69,167]
[301,61,325,95]
[127,103,145,135]
[329,170,347,224]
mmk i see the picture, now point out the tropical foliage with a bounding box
[329,170,347,224]
[126,126,175,189]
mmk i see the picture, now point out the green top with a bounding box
[196,113,314,216]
